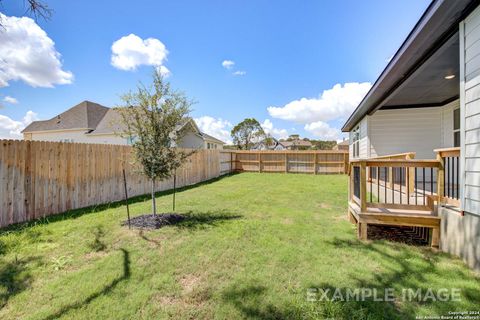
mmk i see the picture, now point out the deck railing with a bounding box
[350,148,461,212]
[435,147,461,207]
[350,158,440,212]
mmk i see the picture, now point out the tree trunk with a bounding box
[151,179,157,216]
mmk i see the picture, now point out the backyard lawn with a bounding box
[0,173,479,319]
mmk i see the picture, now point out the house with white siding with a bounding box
[22,101,225,149]
[343,0,480,270]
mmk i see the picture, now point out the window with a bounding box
[352,126,360,158]
[453,108,460,147]
[126,136,136,145]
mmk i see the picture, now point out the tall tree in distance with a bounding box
[116,70,194,216]
[231,118,265,150]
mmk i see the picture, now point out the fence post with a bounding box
[284,152,288,173]
[258,152,262,173]
[360,161,367,212]
[314,152,317,175]
[436,152,444,205]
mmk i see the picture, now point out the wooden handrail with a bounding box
[434,147,460,158]
[350,159,440,168]
[371,152,416,160]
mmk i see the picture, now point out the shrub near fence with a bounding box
[0,140,231,228]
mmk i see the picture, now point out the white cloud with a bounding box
[233,70,246,76]
[156,65,171,78]
[111,34,169,71]
[3,96,18,104]
[304,121,342,141]
[0,110,38,139]
[0,13,73,88]
[267,82,371,124]
[222,60,235,69]
[194,116,233,144]
[261,119,289,139]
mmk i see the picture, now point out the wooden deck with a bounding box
[348,200,440,247]
[347,148,460,248]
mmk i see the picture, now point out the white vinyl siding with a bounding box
[368,107,443,159]
[461,8,480,215]
[349,116,368,160]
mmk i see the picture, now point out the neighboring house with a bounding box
[22,101,225,149]
[333,139,349,151]
[251,136,286,150]
[342,0,480,270]
[279,139,312,150]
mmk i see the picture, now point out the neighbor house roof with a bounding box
[280,140,312,148]
[22,101,109,133]
[88,108,125,135]
[342,0,477,132]
[201,132,225,145]
[23,101,226,144]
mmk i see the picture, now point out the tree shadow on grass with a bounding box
[0,172,240,236]
[313,237,480,319]
[40,248,130,320]
[222,285,303,320]
[174,210,242,230]
[0,256,42,308]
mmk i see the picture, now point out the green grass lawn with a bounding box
[0,173,479,319]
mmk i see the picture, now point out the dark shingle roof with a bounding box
[88,108,125,135]
[22,101,109,133]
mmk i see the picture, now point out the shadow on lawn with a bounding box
[0,256,42,308]
[0,173,239,236]
[136,211,242,246]
[41,248,130,320]
[310,238,480,319]
[175,211,242,230]
[222,285,302,320]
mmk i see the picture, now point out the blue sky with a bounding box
[0,0,430,143]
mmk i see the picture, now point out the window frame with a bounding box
[453,107,460,147]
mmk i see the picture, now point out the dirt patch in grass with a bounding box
[179,274,201,294]
[122,214,186,229]
[281,218,293,225]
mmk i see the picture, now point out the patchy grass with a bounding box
[0,173,479,319]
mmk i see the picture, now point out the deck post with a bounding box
[359,222,368,240]
[436,153,444,205]
[431,227,440,248]
[360,161,367,212]
[406,154,415,194]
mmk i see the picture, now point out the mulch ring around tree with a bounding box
[122,214,186,229]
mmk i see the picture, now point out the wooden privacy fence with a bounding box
[0,140,349,228]
[227,150,349,174]
[0,140,228,228]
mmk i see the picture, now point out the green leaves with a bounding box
[115,69,194,182]
[231,118,265,150]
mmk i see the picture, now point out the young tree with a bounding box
[116,70,194,216]
[231,118,265,150]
